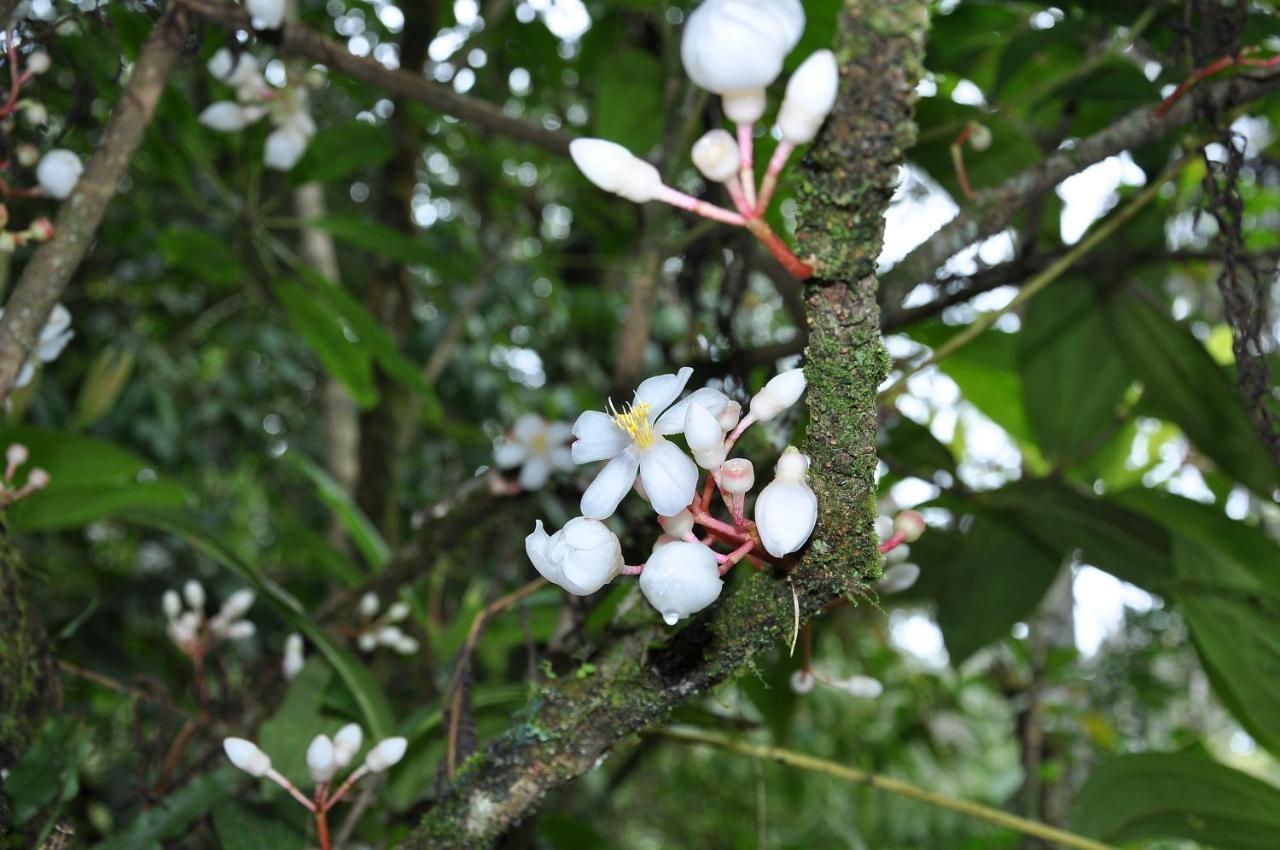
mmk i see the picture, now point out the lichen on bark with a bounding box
[399,2,929,847]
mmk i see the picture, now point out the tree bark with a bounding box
[397,2,929,847]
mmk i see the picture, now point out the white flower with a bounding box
[392,635,420,655]
[333,723,363,768]
[885,542,910,564]
[748,367,806,422]
[569,138,664,203]
[26,50,50,75]
[364,737,407,773]
[36,149,83,199]
[199,102,257,132]
[831,674,883,699]
[357,632,377,652]
[264,126,309,171]
[223,620,256,640]
[376,625,406,646]
[494,414,574,490]
[876,562,920,595]
[307,734,337,783]
[777,50,839,145]
[753,446,816,557]
[525,517,623,596]
[680,0,805,122]
[162,589,182,621]
[207,48,236,80]
[875,514,894,541]
[691,129,740,183]
[246,0,285,29]
[183,579,206,611]
[657,508,694,538]
[358,592,379,619]
[216,588,256,622]
[36,304,73,363]
[639,541,723,625]
[894,510,926,542]
[718,458,754,494]
[684,403,726,471]
[386,601,410,622]
[789,669,816,694]
[282,633,305,681]
[571,368,719,518]
[223,738,272,777]
[717,399,742,431]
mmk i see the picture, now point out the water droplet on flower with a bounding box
[663,611,679,626]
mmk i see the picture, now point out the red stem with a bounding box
[879,530,908,555]
[316,809,332,850]
[745,218,813,280]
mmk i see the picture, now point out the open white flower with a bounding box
[571,368,724,518]
[264,126,309,171]
[4,303,73,388]
[494,414,573,490]
[526,517,623,596]
[754,446,817,556]
[36,149,83,200]
[638,540,723,625]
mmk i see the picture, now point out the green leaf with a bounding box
[157,227,245,287]
[308,215,438,268]
[284,453,388,570]
[92,769,241,850]
[593,48,664,152]
[212,799,304,850]
[74,347,136,429]
[289,122,394,184]
[1104,289,1279,498]
[258,660,335,783]
[1018,280,1129,461]
[5,716,90,825]
[271,278,378,409]
[1070,752,1280,849]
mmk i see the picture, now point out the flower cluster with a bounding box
[224,724,406,849]
[353,592,419,656]
[527,366,816,625]
[199,48,321,171]
[876,509,924,595]
[568,0,838,279]
[0,443,48,508]
[0,302,71,390]
[493,413,574,491]
[163,580,257,659]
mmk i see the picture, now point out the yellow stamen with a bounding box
[608,400,657,450]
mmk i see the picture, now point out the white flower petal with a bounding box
[580,451,639,519]
[754,479,818,557]
[518,455,552,491]
[571,411,628,464]
[634,366,693,416]
[655,386,730,434]
[548,446,575,471]
[638,439,698,517]
[494,441,528,469]
[524,521,558,584]
[512,413,545,444]
[639,541,723,625]
[546,421,573,445]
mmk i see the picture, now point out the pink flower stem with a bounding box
[656,186,746,226]
[322,766,369,812]
[723,413,756,453]
[621,563,645,576]
[719,538,758,575]
[879,531,908,555]
[693,510,747,541]
[267,769,317,812]
[756,140,793,213]
[736,123,757,211]
[725,176,754,218]
[731,493,746,526]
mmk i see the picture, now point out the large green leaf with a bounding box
[1104,289,1279,499]
[258,660,335,783]
[1070,753,1280,849]
[4,716,90,825]
[271,278,378,409]
[212,800,304,850]
[92,769,241,850]
[284,453,388,571]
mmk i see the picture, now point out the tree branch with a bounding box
[178,0,574,157]
[880,69,1280,306]
[396,3,929,847]
[0,7,192,401]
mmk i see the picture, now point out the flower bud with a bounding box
[26,50,50,75]
[26,468,50,489]
[968,122,992,152]
[525,517,624,596]
[376,625,405,646]
[875,514,894,541]
[364,737,407,773]
[26,218,54,242]
[777,50,839,144]
[207,48,236,81]
[693,445,728,470]
[246,0,285,29]
[162,589,182,620]
[357,632,377,652]
[359,592,380,619]
[224,620,256,640]
[789,669,816,694]
[753,447,816,557]
[199,102,255,133]
[36,149,83,200]
[264,126,309,171]
[652,533,678,550]
[6,443,28,467]
[569,138,664,204]
[716,400,742,431]
[833,674,883,699]
[223,738,271,777]
[748,367,806,422]
[307,734,337,783]
[15,144,38,168]
[691,129,740,183]
[680,0,805,102]
[218,588,255,622]
[393,635,420,655]
[718,458,754,495]
[183,579,206,611]
[876,562,920,595]
[638,541,723,626]
[22,102,48,126]
[333,723,363,768]
[283,632,305,681]
[885,542,909,564]
[658,508,694,539]
[684,403,724,456]
[386,601,410,622]
[893,510,926,543]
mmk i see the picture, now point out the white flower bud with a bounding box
[716,400,742,432]
[525,517,624,596]
[754,447,816,557]
[833,674,883,699]
[15,144,38,168]
[333,723,363,768]
[6,443,28,467]
[875,514,894,541]
[693,445,728,471]
[748,368,806,422]
[638,541,723,626]
[386,601,410,622]
[569,138,664,204]
[718,458,754,495]
[658,509,694,539]
[36,149,83,200]
[893,510,926,543]
[884,542,910,564]
[264,126,309,171]
[969,122,992,152]
[652,534,678,551]
[162,590,182,621]
[357,632,378,652]
[22,101,47,126]
[393,636,420,655]
[684,404,724,456]
[217,588,255,622]
[223,738,271,777]
[246,0,285,29]
[207,48,235,80]
[26,468,49,489]
[876,562,920,595]
[680,0,805,101]
[358,592,380,619]
[364,737,407,773]
[198,102,254,133]
[721,89,768,124]
[183,579,206,611]
[376,625,405,646]
[26,50,50,75]
[789,669,816,694]
[282,632,305,681]
[691,129,740,183]
[224,620,256,640]
[777,50,839,144]
[307,734,337,783]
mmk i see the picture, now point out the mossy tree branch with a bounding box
[397,2,929,847]
[0,525,60,769]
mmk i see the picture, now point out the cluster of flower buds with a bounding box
[0,302,71,389]
[353,592,419,655]
[876,509,924,596]
[0,443,48,508]
[527,366,817,626]
[162,581,257,658]
[0,43,84,217]
[789,667,884,699]
[282,632,306,681]
[224,724,406,847]
[568,0,838,279]
[493,413,574,491]
[199,48,322,171]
